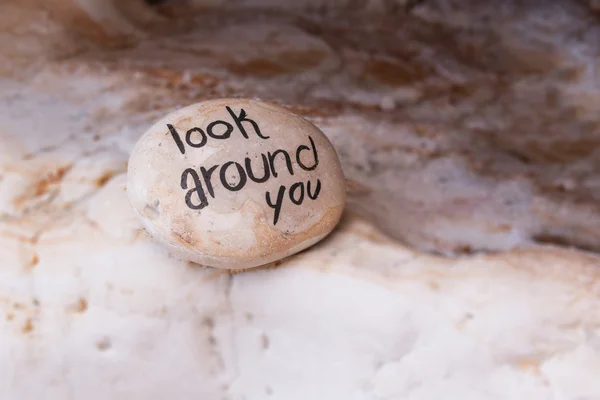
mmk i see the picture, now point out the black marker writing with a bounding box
[268,149,294,178]
[226,106,270,139]
[296,136,319,171]
[169,107,324,226]
[245,154,270,183]
[200,165,219,198]
[207,119,233,139]
[307,179,321,200]
[168,124,186,154]
[181,168,208,210]
[264,179,322,225]
[289,182,304,205]
[220,161,247,192]
[186,127,207,149]
[168,107,269,154]
[266,185,286,226]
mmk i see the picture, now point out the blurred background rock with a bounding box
[3,0,600,255]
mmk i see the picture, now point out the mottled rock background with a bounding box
[1,1,600,399]
[2,0,600,256]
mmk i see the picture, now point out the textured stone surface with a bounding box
[1,0,600,398]
[2,0,599,255]
[127,98,346,269]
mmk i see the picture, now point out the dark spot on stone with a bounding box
[74,298,88,313]
[202,316,215,328]
[261,333,270,349]
[96,336,112,351]
[208,335,217,346]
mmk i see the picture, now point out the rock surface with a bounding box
[127,98,346,269]
[1,0,600,399]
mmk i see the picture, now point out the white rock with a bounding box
[127,98,347,270]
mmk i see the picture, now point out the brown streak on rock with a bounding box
[72,298,88,313]
[517,359,541,375]
[278,49,327,70]
[41,0,135,49]
[34,164,73,197]
[21,318,33,334]
[488,224,512,233]
[143,67,219,88]
[95,170,116,188]
[428,280,440,291]
[227,59,288,76]
[454,245,474,255]
[226,50,326,77]
[25,252,39,270]
[363,58,428,86]
[500,138,600,165]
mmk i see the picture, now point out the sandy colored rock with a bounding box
[127,98,346,270]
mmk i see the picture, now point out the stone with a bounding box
[126,98,347,270]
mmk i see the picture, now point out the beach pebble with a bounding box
[126,98,346,270]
